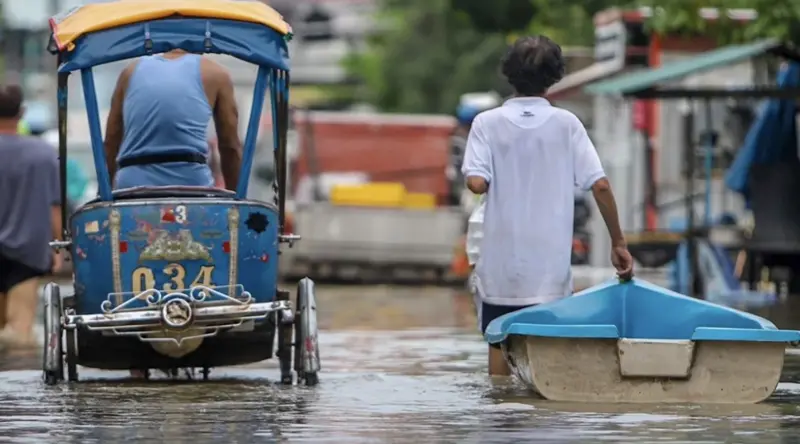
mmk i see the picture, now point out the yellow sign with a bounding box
[131,264,215,294]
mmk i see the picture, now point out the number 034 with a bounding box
[131,263,215,293]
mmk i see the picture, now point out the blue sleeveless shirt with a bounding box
[114,54,214,189]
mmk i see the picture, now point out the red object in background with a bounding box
[284,212,294,234]
[292,112,456,205]
[222,241,231,253]
[632,100,647,130]
[119,241,128,253]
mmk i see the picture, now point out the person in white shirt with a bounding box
[461,35,633,376]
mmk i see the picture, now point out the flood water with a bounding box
[2,285,800,443]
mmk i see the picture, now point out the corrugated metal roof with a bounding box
[584,39,780,96]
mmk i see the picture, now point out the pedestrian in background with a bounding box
[0,84,63,349]
[461,36,633,376]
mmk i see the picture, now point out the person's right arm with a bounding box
[104,62,136,184]
[207,61,242,191]
[461,117,492,195]
[572,120,633,278]
[591,179,625,245]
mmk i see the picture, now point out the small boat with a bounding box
[485,278,800,403]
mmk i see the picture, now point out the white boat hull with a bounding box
[504,335,785,404]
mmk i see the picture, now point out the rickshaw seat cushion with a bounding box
[87,186,235,204]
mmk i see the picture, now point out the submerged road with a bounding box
[2,285,800,443]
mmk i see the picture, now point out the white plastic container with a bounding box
[466,197,485,266]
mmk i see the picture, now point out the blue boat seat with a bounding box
[485,279,800,345]
[84,186,235,205]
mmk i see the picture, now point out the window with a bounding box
[624,22,650,67]
[682,100,757,178]
[302,7,334,42]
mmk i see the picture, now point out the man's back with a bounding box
[105,52,242,191]
[0,135,59,272]
[114,54,213,189]
[464,97,604,306]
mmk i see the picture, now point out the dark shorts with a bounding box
[481,302,535,348]
[0,255,46,294]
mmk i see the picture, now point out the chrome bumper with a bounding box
[63,285,292,346]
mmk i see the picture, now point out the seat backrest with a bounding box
[83,186,235,205]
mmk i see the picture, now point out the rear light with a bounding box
[284,213,295,234]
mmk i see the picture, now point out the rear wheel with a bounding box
[65,329,78,382]
[42,283,64,385]
[276,290,294,384]
[294,278,320,386]
[62,295,79,382]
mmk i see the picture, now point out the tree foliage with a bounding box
[346,0,621,113]
[343,0,510,114]
[344,0,800,113]
[636,0,800,44]
[450,0,537,34]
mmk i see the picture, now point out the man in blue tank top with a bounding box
[104,50,242,190]
[103,51,242,377]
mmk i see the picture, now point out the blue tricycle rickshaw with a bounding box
[42,0,320,385]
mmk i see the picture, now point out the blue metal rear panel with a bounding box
[71,199,279,315]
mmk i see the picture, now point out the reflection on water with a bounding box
[3,286,800,443]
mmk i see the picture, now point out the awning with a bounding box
[546,59,623,98]
[725,62,800,202]
[50,0,291,52]
[584,39,791,98]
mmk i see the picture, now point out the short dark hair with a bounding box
[501,36,565,96]
[0,84,23,118]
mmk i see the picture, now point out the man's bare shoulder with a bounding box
[200,57,232,81]
[119,60,139,81]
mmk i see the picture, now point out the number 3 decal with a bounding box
[131,264,215,293]
[174,205,187,224]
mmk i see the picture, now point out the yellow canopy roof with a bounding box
[51,0,292,51]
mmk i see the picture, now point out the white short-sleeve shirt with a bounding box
[461,97,605,306]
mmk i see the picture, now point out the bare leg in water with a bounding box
[0,278,40,348]
[489,347,511,376]
[0,292,6,329]
[0,292,6,351]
